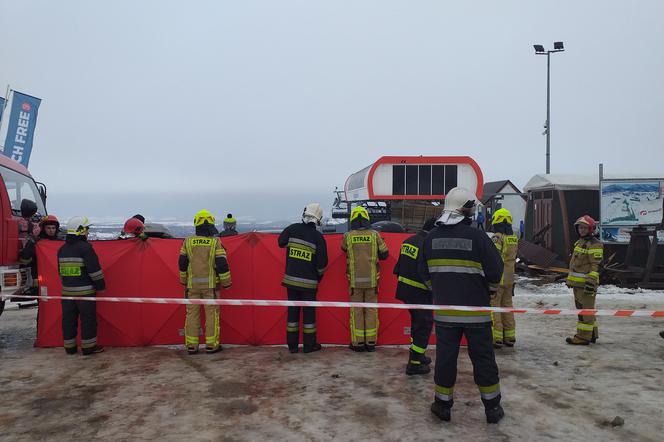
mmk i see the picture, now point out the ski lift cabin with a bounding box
[334,156,483,231]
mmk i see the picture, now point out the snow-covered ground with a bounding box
[1,283,663,441]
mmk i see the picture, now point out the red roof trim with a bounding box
[0,154,32,177]
[367,156,483,200]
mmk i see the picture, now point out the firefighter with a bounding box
[419,187,505,424]
[278,203,328,353]
[490,208,519,348]
[219,213,239,237]
[58,216,105,355]
[565,215,603,345]
[394,217,437,375]
[179,210,232,354]
[341,206,389,352]
[19,215,62,292]
[120,217,148,241]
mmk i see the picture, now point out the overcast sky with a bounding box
[1,1,662,221]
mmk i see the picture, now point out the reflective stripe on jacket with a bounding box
[341,228,388,288]
[566,236,603,288]
[58,237,105,296]
[492,233,518,286]
[178,236,231,289]
[393,231,431,303]
[278,222,328,291]
[418,218,503,324]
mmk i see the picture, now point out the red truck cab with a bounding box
[0,155,47,315]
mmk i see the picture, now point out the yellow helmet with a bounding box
[194,209,216,227]
[491,208,512,225]
[350,206,370,221]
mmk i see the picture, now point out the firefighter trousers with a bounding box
[62,298,98,353]
[491,284,515,343]
[350,287,378,346]
[434,323,501,409]
[573,287,598,341]
[286,288,318,351]
[408,307,433,353]
[185,288,220,351]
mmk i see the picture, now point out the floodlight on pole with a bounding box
[533,42,565,174]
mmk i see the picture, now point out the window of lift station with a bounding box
[392,164,458,196]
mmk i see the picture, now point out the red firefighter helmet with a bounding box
[574,215,597,234]
[40,214,60,229]
[123,218,145,236]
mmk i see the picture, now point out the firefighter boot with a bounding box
[660,330,664,339]
[206,345,223,354]
[430,400,452,422]
[566,335,590,345]
[303,343,322,354]
[349,343,365,352]
[82,345,104,356]
[591,327,598,344]
[187,346,199,355]
[485,404,505,424]
[65,347,77,355]
[406,350,432,375]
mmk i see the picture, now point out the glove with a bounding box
[139,233,148,242]
[583,281,596,296]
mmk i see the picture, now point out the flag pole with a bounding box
[0,85,10,150]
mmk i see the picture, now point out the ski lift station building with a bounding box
[337,156,484,229]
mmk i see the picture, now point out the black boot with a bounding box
[349,343,365,352]
[82,345,104,356]
[660,330,664,339]
[364,344,376,352]
[64,347,77,355]
[485,404,505,424]
[303,343,322,354]
[406,350,431,375]
[430,400,452,422]
[206,345,223,354]
[287,328,299,354]
[406,362,431,375]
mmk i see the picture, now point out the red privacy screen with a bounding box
[35,232,440,347]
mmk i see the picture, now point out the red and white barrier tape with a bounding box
[3,293,664,318]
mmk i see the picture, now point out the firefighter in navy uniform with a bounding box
[179,210,232,354]
[490,208,519,348]
[278,203,328,353]
[19,215,62,292]
[393,217,437,375]
[565,215,603,345]
[418,187,505,424]
[342,206,389,352]
[58,216,105,355]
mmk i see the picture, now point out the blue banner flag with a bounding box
[0,96,5,125]
[1,91,42,167]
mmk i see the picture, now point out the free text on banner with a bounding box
[35,232,436,347]
[1,91,41,167]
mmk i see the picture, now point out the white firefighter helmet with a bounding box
[66,216,92,235]
[444,187,478,214]
[302,203,324,225]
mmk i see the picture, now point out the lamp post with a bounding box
[534,42,564,174]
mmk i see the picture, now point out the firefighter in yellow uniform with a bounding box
[490,208,519,348]
[341,206,389,352]
[179,210,232,354]
[566,215,603,345]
